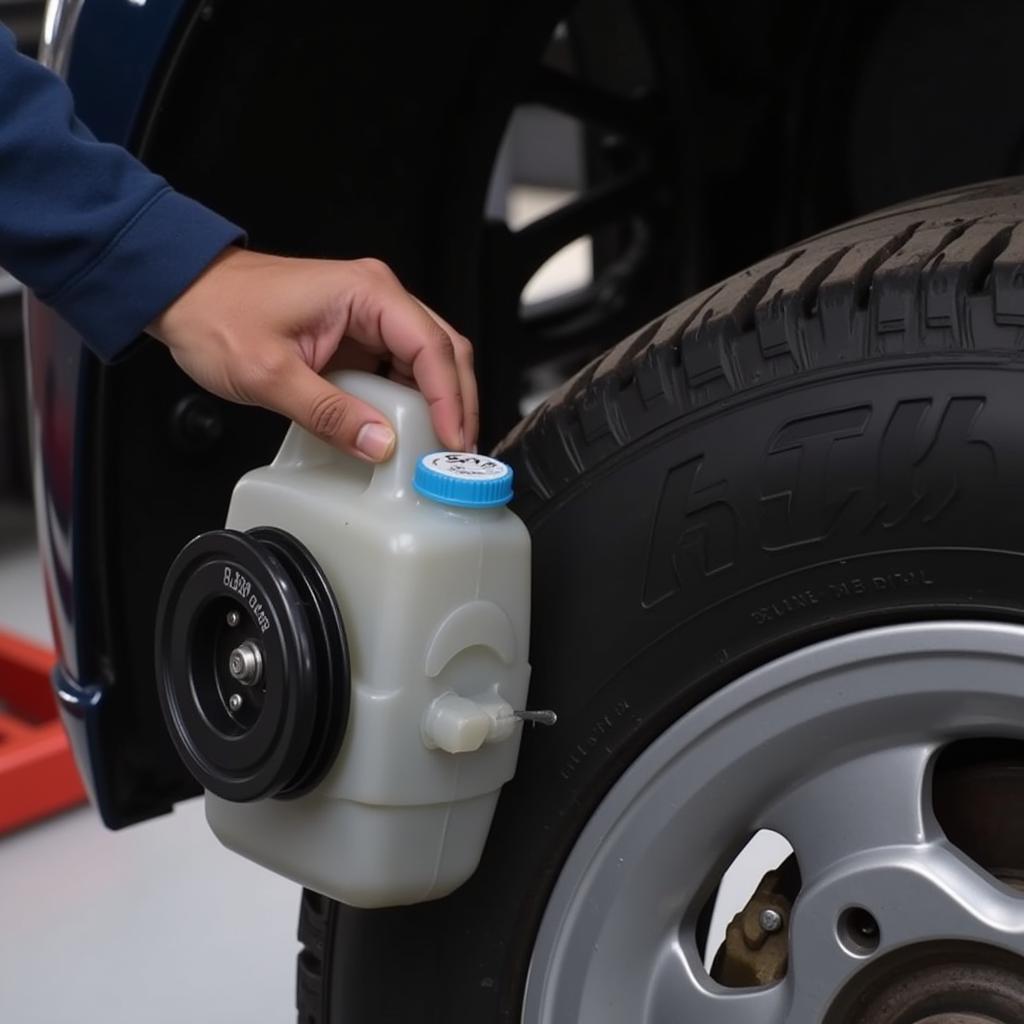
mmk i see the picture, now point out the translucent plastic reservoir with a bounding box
[204,372,532,907]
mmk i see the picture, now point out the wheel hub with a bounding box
[917,1015,998,1022]
[919,1017,1006,1023]
[826,943,1024,1024]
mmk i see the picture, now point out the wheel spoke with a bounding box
[480,167,659,423]
[890,839,1024,950]
[524,65,656,137]
[473,21,688,445]
[509,169,652,289]
[764,743,937,885]
[646,941,787,1024]
[519,239,651,360]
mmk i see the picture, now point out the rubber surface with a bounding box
[297,178,1024,1023]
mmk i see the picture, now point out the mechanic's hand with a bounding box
[148,247,477,462]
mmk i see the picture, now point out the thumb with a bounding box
[268,359,396,461]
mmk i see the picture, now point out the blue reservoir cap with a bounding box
[414,452,514,508]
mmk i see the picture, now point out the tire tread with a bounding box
[296,889,336,1023]
[494,180,1024,521]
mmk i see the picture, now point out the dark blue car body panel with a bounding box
[26,0,193,826]
[65,1,191,147]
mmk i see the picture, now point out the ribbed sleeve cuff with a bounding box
[39,187,245,363]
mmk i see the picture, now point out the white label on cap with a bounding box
[423,452,509,480]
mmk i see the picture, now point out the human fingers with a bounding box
[248,350,396,461]
[343,260,464,449]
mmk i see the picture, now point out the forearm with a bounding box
[0,22,243,360]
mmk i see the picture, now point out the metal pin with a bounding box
[228,640,263,686]
[226,610,241,627]
[228,693,243,712]
[513,709,558,727]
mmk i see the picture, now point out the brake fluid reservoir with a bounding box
[155,371,531,907]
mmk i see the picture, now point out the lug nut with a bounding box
[226,610,240,627]
[228,693,243,712]
[759,908,784,934]
[228,640,263,686]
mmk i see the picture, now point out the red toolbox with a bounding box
[0,629,85,833]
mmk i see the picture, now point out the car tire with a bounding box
[298,176,1024,1020]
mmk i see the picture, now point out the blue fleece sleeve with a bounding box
[0,23,244,361]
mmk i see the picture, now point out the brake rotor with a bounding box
[827,943,1024,1024]
[933,748,1024,893]
[155,527,349,802]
